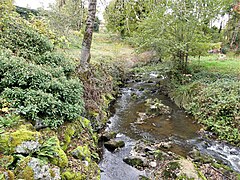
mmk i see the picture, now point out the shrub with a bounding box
[187,79,240,144]
[34,51,76,76]
[0,49,84,128]
[0,11,53,60]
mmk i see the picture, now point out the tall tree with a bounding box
[131,0,225,72]
[79,0,97,70]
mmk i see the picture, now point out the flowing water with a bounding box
[99,71,240,179]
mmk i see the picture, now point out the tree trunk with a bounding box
[78,0,97,71]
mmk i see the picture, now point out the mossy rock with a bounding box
[15,156,61,180]
[59,117,96,151]
[100,131,117,142]
[0,125,41,154]
[39,136,68,168]
[104,140,125,152]
[71,145,91,161]
[59,123,78,151]
[123,156,146,168]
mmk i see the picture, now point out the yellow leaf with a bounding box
[1,107,9,113]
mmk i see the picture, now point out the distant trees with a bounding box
[224,2,240,52]
[47,0,86,35]
[104,0,149,37]
[104,0,228,71]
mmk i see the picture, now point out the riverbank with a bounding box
[168,55,240,145]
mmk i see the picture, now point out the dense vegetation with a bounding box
[0,0,240,179]
[0,3,84,129]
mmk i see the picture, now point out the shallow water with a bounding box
[100,71,240,179]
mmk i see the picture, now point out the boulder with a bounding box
[104,140,125,152]
[15,156,61,180]
[0,125,41,154]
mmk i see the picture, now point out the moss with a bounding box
[6,170,15,180]
[0,173,5,180]
[71,145,91,162]
[49,169,56,178]
[61,171,85,180]
[0,125,41,153]
[0,155,14,169]
[102,93,115,107]
[22,166,34,180]
[62,125,76,151]
[15,157,34,180]
[51,147,68,168]
[212,162,233,172]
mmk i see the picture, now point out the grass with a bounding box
[61,32,137,67]
[189,54,240,75]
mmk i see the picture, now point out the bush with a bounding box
[0,49,84,128]
[0,12,54,60]
[35,51,76,76]
[186,79,240,144]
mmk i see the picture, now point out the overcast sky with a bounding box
[14,0,111,20]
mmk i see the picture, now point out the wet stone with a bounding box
[104,140,125,152]
[123,156,147,168]
[100,131,117,142]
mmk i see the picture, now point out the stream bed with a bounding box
[99,70,240,179]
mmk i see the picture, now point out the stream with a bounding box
[99,70,240,179]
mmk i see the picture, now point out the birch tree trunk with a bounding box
[78,0,97,71]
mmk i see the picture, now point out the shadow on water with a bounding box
[100,71,240,179]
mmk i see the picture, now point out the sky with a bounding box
[14,0,56,9]
[14,0,111,20]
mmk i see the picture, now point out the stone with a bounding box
[71,145,91,161]
[104,140,125,152]
[15,141,41,154]
[35,118,48,130]
[100,131,117,142]
[15,157,61,180]
[123,156,147,168]
[149,161,157,168]
[158,142,172,149]
[0,125,41,154]
[144,146,155,153]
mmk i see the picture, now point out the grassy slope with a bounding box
[64,33,136,67]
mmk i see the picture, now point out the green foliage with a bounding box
[187,79,240,144]
[104,0,148,37]
[170,66,240,144]
[0,9,84,128]
[0,53,84,127]
[0,115,20,128]
[34,51,76,76]
[169,81,201,109]
[129,0,225,70]
[46,0,86,36]
[0,14,54,59]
